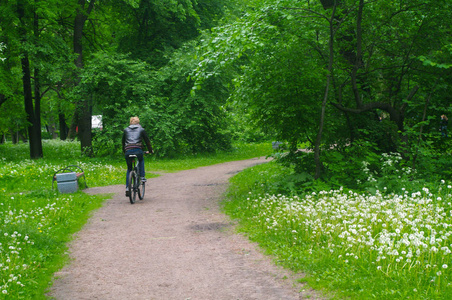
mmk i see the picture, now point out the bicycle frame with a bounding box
[126,154,145,203]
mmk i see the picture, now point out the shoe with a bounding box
[141,177,147,183]
[125,187,130,197]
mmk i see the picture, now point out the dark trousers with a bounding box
[125,148,145,187]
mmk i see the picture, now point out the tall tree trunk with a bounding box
[21,54,42,158]
[350,0,364,107]
[314,1,337,179]
[18,1,43,159]
[32,66,43,155]
[32,9,43,154]
[69,0,95,156]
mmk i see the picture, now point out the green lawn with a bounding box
[224,162,452,300]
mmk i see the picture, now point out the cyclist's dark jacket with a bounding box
[122,124,153,153]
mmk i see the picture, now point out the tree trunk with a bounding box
[59,111,69,140]
[21,54,42,158]
[314,1,337,179]
[18,2,43,158]
[69,0,95,156]
[33,10,43,149]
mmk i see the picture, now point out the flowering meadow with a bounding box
[0,140,122,299]
[224,162,452,299]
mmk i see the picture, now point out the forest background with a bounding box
[1,0,452,190]
[0,0,451,185]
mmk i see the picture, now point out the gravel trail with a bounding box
[49,157,323,300]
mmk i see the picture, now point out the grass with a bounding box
[6,139,449,299]
[147,143,272,172]
[0,139,272,299]
[223,161,452,300]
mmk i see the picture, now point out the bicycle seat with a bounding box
[127,154,138,158]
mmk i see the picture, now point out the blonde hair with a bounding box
[130,116,140,125]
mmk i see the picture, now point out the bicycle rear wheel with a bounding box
[138,180,145,200]
[128,170,138,204]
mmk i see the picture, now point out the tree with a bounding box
[17,0,43,158]
[75,46,232,157]
[63,0,230,156]
[0,39,26,143]
[67,0,96,156]
[192,0,452,180]
[1,0,76,155]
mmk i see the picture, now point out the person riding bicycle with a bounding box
[122,116,154,196]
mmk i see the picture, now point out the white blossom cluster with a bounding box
[248,186,452,288]
[0,231,31,295]
[0,192,74,295]
[359,152,415,185]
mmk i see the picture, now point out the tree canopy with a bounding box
[192,0,452,184]
[1,0,451,188]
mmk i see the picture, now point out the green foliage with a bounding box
[112,0,229,66]
[272,135,452,196]
[82,48,234,157]
[157,41,234,154]
[192,0,452,186]
[150,142,273,172]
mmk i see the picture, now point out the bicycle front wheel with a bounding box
[138,180,145,200]
[128,171,138,204]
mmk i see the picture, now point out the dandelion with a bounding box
[443,264,448,269]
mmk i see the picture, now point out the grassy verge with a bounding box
[223,162,452,300]
[146,143,271,172]
[0,140,272,299]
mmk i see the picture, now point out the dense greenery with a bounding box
[1,0,452,298]
[0,0,235,157]
[193,0,452,181]
[0,140,271,298]
[2,0,451,181]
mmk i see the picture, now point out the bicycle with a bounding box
[126,154,145,204]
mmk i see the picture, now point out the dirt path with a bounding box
[49,157,323,300]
